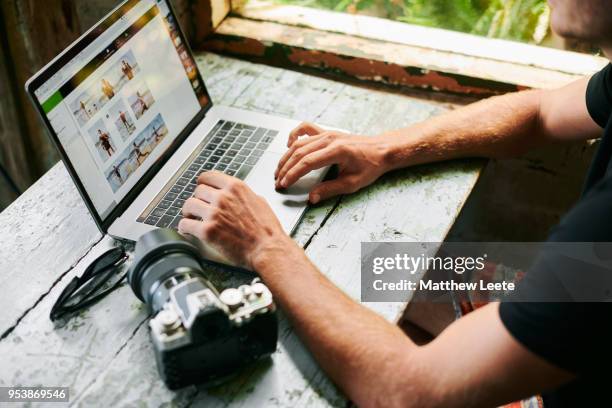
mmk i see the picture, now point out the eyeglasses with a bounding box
[50,247,129,321]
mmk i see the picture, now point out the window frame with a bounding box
[198,0,608,96]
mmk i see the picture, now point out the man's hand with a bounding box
[178,171,293,269]
[275,122,392,204]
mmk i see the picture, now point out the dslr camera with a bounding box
[128,229,278,389]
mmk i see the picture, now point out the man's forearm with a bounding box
[251,238,427,407]
[378,89,546,171]
[249,236,575,408]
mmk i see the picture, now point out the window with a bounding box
[215,0,607,96]
[235,0,602,54]
[269,0,552,46]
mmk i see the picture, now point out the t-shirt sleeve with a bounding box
[499,177,612,374]
[586,63,612,128]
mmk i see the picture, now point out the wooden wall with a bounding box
[0,0,204,211]
[0,0,82,208]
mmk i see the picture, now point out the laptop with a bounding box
[26,0,327,261]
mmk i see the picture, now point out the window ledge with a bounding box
[201,3,608,97]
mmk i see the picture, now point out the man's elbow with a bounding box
[347,352,437,408]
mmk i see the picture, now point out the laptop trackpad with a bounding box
[246,152,326,231]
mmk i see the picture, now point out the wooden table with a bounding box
[0,52,481,407]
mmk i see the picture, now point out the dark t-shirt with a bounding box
[499,64,612,407]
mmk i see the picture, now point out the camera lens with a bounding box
[128,229,208,313]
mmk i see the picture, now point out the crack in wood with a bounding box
[303,196,343,251]
[71,317,150,404]
[0,234,105,341]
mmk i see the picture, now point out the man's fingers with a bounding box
[275,136,330,186]
[287,122,324,147]
[193,183,219,204]
[182,197,213,220]
[197,170,233,189]
[275,134,323,179]
[178,218,208,240]
[309,177,358,204]
[280,148,340,188]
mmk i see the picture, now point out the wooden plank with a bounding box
[205,17,590,96]
[0,164,101,337]
[0,0,83,179]
[189,0,232,47]
[0,29,30,207]
[0,53,482,407]
[211,0,231,28]
[235,1,608,77]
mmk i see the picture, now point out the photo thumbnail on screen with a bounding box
[69,50,141,128]
[88,119,118,163]
[105,113,168,192]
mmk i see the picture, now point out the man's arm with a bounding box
[252,241,573,408]
[179,172,574,408]
[381,77,602,169]
[275,77,603,203]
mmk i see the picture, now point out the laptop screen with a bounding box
[30,0,210,222]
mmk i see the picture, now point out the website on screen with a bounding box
[33,0,208,219]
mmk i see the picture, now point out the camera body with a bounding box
[150,275,277,389]
[129,229,278,389]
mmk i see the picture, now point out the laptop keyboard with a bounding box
[138,120,278,230]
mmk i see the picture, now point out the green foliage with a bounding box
[272,0,550,44]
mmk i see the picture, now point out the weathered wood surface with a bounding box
[236,1,608,77]
[0,53,481,407]
[0,35,27,208]
[1,0,81,179]
[205,16,605,99]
